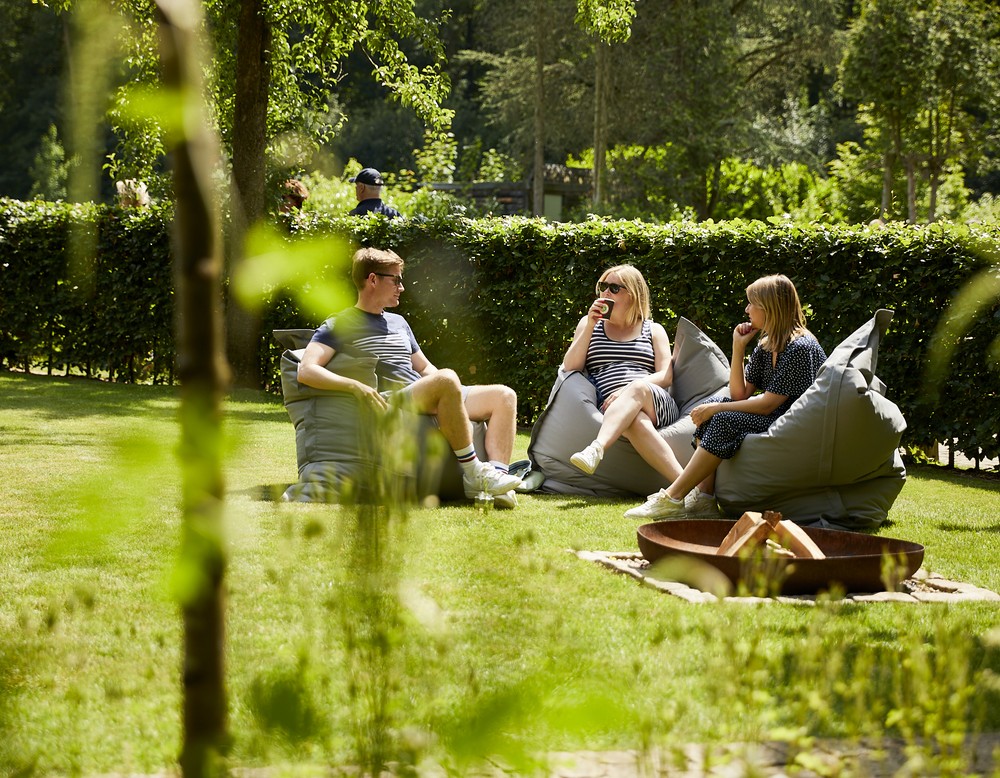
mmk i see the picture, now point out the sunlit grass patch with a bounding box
[1,372,999,775]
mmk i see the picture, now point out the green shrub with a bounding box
[3,198,999,461]
[0,198,174,382]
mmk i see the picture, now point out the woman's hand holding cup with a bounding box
[590,298,615,321]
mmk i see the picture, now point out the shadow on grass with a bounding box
[240,486,623,511]
[0,429,109,448]
[226,406,289,423]
[0,371,178,420]
[232,484,293,502]
[524,494,629,510]
[908,462,1000,487]
[936,522,1000,533]
[238,485,475,505]
[0,371,288,423]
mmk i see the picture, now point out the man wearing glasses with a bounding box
[298,247,522,506]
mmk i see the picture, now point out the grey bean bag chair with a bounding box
[715,309,906,530]
[527,312,907,530]
[275,330,486,503]
[527,317,731,498]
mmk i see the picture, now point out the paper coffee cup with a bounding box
[597,298,615,319]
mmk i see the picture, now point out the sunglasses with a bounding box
[374,273,404,287]
[597,281,625,294]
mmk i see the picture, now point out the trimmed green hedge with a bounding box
[3,199,999,461]
[0,199,174,383]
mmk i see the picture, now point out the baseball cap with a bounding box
[349,167,384,185]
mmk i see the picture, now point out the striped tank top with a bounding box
[585,319,657,403]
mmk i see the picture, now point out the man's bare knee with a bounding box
[411,368,464,412]
[423,368,462,394]
[465,384,516,423]
[497,384,517,409]
[437,368,462,387]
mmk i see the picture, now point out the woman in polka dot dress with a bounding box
[625,274,827,520]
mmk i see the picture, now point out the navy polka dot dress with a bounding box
[695,335,827,459]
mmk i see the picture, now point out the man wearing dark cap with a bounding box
[348,167,401,218]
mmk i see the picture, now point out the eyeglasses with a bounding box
[374,273,404,287]
[598,281,625,295]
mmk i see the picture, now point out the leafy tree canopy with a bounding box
[33,0,455,192]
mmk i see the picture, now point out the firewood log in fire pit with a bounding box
[717,511,826,559]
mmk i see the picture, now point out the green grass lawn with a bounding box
[1,372,998,776]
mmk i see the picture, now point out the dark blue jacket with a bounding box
[349,199,401,218]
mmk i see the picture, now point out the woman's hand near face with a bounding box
[733,321,759,350]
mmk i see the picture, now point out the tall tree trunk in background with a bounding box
[693,169,708,222]
[592,40,609,209]
[905,154,917,223]
[927,106,947,224]
[155,0,230,774]
[927,174,939,223]
[881,149,893,218]
[705,161,722,221]
[227,0,271,388]
[531,0,545,217]
[694,161,722,222]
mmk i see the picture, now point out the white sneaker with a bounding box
[463,462,522,498]
[686,490,721,519]
[493,490,518,509]
[623,489,686,520]
[570,442,604,474]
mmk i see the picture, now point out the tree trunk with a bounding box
[693,168,708,222]
[695,161,722,222]
[881,148,893,218]
[155,0,230,774]
[592,41,609,209]
[926,108,943,224]
[905,154,917,224]
[227,0,272,388]
[927,166,940,224]
[531,0,545,218]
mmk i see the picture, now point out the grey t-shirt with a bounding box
[311,307,421,391]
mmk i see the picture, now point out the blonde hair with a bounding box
[596,264,651,327]
[351,247,404,289]
[746,274,809,352]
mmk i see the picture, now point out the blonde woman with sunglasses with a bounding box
[564,265,687,487]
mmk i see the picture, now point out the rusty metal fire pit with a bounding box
[637,520,925,595]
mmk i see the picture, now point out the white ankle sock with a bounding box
[454,444,481,476]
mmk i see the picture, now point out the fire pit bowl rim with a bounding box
[636,519,925,595]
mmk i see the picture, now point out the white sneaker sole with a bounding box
[686,494,721,519]
[623,502,686,520]
[493,491,518,509]
[464,472,522,498]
